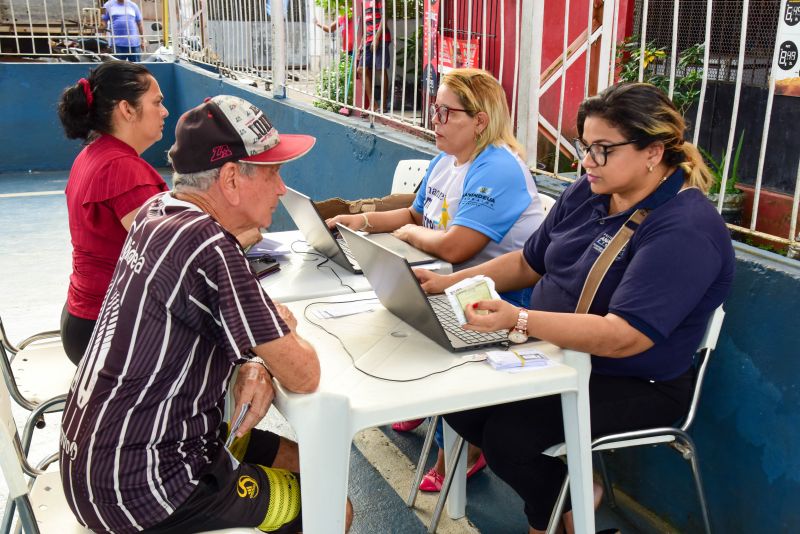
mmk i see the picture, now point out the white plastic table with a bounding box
[257,230,371,302]
[273,292,595,534]
[258,230,451,302]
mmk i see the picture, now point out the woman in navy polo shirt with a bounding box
[416,82,736,533]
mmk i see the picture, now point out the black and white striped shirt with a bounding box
[60,192,288,533]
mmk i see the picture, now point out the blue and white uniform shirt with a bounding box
[413,144,544,270]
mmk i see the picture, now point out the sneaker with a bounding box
[391,419,424,432]
[466,453,487,478]
[419,468,444,492]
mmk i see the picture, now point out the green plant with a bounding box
[313,0,352,19]
[616,36,704,115]
[699,131,745,195]
[314,53,354,112]
[396,26,423,76]
[386,0,424,19]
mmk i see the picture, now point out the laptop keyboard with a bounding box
[337,237,357,263]
[428,295,508,345]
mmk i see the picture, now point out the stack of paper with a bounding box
[246,236,291,258]
[485,349,549,370]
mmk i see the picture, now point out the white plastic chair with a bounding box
[390,159,430,194]
[543,306,726,534]
[0,377,260,534]
[540,193,556,214]
[0,317,75,411]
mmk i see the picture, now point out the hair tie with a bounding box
[78,78,94,109]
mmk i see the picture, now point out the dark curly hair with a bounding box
[57,61,153,141]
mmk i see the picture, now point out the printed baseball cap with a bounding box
[168,95,316,174]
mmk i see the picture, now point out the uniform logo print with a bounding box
[237,476,259,498]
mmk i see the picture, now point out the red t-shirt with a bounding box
[65,134,168,320]
[338,15,356,53]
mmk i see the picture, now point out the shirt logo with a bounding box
[592,232,628,260]
[462,186,496,208]
[237,476,259,498]
[211,144,233,162]
[121,239,145,274]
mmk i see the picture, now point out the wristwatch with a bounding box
[246,355,270,373]
[508,309,529,344]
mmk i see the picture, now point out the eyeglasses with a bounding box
[429,103,469,125]
[572,138,639,167]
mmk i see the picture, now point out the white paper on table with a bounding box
[247,237,291,257]
[415,261,443,271]
[311,299,380,319]
[503,361,559,373]
[484,349,554,372]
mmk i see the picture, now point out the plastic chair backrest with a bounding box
[540,193,556,214]
[0,377,28,501]
[390,159,430,194]
[681,306,725,431]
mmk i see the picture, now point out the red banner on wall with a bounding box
[438,36,481,73]
[422,0,441,99]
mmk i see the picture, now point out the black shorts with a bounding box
[144,427,302,534]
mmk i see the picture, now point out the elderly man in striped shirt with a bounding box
[60,95,352,533]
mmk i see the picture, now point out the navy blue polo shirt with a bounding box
[523,169,735,381]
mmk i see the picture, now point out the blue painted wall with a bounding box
[606,247,800,533]
[0,63,178,172]
[0,61,436,230]
[1,62,798,531]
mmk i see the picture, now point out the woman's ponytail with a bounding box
[58,80,94,140]
[679,142,714,193]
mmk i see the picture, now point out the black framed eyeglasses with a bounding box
[429,103,469,125]
[572,138,639,167]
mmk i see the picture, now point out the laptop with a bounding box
[280,187,438,274]
[337,224,509,352]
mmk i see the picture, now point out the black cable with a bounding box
[302,299,483,382]
[289,239,356,293]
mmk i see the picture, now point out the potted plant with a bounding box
[616,36,704,115]
[699,131,745,226]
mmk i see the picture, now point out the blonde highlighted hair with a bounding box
[577,82,714,192]
[440,68,525,161]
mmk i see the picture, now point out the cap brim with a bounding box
[241,134,316,165]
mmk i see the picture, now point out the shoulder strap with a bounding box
[575,208,649,314]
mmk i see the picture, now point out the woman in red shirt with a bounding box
[57,62,169,365]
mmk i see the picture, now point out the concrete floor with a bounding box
[0,170,659,533]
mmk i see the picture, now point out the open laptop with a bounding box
[337,224,509,352]
[280,187,438,274]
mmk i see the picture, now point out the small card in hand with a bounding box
[444,275,501,325]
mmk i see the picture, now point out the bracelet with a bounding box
[358,212,373,232]
[245,355,270,374]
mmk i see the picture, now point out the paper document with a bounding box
[444,275,501,325]
[247,236,291,258]
[225,402,250,448]
[484,349,551,371]
[312,299,380,319]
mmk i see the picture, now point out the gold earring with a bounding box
[647,164,654,173]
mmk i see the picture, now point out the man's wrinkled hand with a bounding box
[274,302,297,330]
[231,362,274,438]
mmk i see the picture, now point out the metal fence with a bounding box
[1,0,797,254]
[0,0,168,61]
